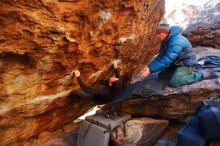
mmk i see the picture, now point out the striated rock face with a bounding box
[183,0,220,48]
[0,0,165,145]
[14,122,80,146]
[111,117,169,146]
[0,97,93,146]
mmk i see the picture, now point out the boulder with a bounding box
[117,76,220,145]
[0,0,165,145]
[118,78,220,122]
[13,122,80,146]
[165,4,200,30]
[111,117,169,146]
[0,98,91,146]
[183,0,220,48]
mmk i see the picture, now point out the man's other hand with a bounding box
[73,70,80,78]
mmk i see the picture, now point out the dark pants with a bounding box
[111,83,138,104]
[112,75,160,104]
[69,90,108,104]
[69,90,93,100]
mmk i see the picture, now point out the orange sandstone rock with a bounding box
[0,0,164,145]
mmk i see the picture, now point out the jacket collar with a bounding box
[163,26,183,43]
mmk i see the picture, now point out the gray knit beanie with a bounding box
[158,22,170,30]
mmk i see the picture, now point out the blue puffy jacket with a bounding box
[148,26,198,73]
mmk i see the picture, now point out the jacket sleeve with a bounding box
[76,77,100,95]
[114,68,120,78]
[152,46,165,62]
[148,39,184,73]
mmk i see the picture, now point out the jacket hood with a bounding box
[164,26,183,42]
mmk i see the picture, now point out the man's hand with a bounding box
[73,70,80,78]
[139,66,151,78]
[130,65,151,84]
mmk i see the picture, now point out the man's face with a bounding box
[157,29,170,42]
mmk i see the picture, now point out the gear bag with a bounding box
[198,106,220,140]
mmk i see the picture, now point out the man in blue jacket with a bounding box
[140,23,213,87]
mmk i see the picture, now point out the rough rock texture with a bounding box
[183,0,220,48]
[165,4,200,30]
[14,122,80,146]
[154,122,182,146]
[0,0,165,145]
[111,117,169,146]
[0,98,93,146]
